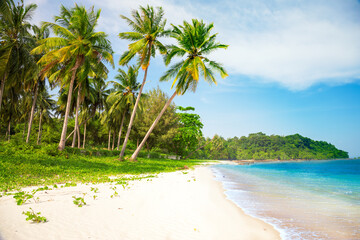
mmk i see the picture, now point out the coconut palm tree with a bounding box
[107,65,141,150]
[71,55,110,148]
[0,0,36,112]
[31,4,114,150]
[25,25,50,143]
[64,76,109,147]
[35,87,55,144]
[0,83,23,141]
[130,19,228,160]
[100,95,117,150]
[118,5,167,158]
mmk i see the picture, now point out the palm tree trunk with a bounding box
[26,81,39,143]
[112,131,115,150]
[0,74,6,113]
[130,91,177,161]
[120,43,152,159]
[82,122,87,149]
[72,83,82,148]
[77,124,81,148]
[184,136,215,160]
[66,111,95,141]
[37,109,43,145]
[6,120,11,141]
[58,56,82,151]
[107,129,111,150]
[117,111,126,150]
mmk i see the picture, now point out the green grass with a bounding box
[0,141,205,192]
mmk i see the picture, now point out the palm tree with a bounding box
[130,19,228,160]
[0,83,22,140]
[107,65,141,150]
[100,96,116,150]
[25,25,49,143]
[35,87,55,144]
[0,0,37,112]
[64,76,109,147]
[31,4,114,150]
[118,5,167,158]
[71,55,110,148]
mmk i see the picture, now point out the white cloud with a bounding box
[29,0,360,90]
[210,0,360,90]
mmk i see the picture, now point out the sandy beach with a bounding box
[0,167,280,240]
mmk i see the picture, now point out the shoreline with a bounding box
[223,158,354,165]
[212,159,360,239]
[0,166,280,240]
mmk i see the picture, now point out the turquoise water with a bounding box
[212,160,360,239]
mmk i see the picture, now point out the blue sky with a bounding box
[28,0,360,157]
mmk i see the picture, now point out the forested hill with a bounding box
[199,132,349,160]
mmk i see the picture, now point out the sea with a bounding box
[212,159,360,240]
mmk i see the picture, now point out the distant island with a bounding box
[196,132,348,160]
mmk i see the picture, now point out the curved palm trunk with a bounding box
[37,109,43,145]
[0,74,6,112]
[130,91,177,161]
[26,80,39,143]
[82,122,87,149]
[117,111,126,150]
[120,43,152,159]
[107,129,111,150]
[72,83,82,148]
[58,56,82,151]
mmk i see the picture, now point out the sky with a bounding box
[27,0,360,157]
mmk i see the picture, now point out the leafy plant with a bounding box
[63,182,77,188]
[110,186,118,198]
[72,194,86,207]
[90,187,99,193]
[13,191,38,205]
[22,208,47,223]
[116,180,129,190]
[90,187,99,200]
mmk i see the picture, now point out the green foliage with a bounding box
[131,88,179,152]
[173,106,203,157]
[13,191,35,205]
[160,19,228,94]
[116,180,129,190]
[13,186,53,205]
[22,208,47,223]
[72,194,86,207]
[0,141,203,192]
[63,183,77,188]
[110,186,118,198]
[90,187,99,193]
[201,132,349,160]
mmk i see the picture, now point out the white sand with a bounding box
[0,167,280,240]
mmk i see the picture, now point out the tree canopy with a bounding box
[197,132,348,160]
